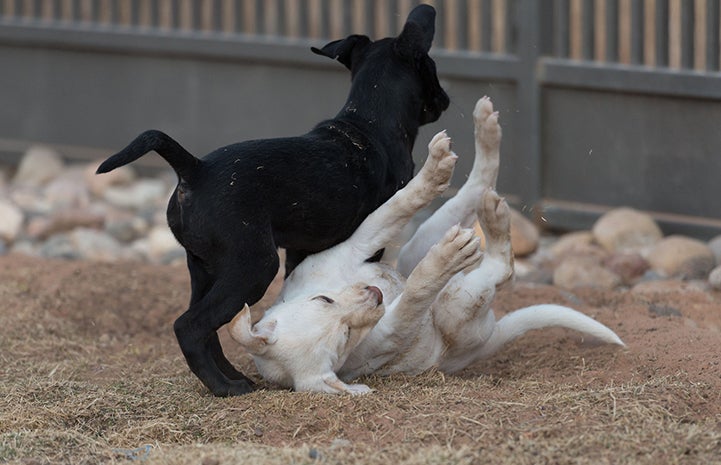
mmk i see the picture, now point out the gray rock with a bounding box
[105,216,149,243]
[40,234,81,260]
[103,178,169,210]
[43,168,91,209]
[84,160,137,197]
[70,228,139,261]
[146,225,183,261]
[26,208,105,240]
[707,235,721,265]
[41,229,142,261]
[9,186,52,214]
[0,200,24,242]
[12,145,65,186]
[708,265,721,291]
[10,240,37,257]
[648,304,682,317]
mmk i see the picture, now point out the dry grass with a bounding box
[1,256,720,464]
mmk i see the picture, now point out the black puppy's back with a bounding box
[187,118,413,255]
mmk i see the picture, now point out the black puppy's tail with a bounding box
[96,130,200,182]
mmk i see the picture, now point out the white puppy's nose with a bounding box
[364,285,383,305]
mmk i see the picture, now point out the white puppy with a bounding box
[229,97,624,394]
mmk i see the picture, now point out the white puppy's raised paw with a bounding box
[473,95,494,129]
[478,189,510,240]
[480,111,501,154]
[420,130,458,194]
[428,224,483,278]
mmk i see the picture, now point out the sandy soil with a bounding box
[1,253,720,464]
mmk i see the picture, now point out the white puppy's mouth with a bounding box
[364,285,383,306]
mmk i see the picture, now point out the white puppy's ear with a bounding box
[228,304,277,354]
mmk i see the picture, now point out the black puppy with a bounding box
[96,5,449,396]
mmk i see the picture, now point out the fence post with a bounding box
[514,0,544,217]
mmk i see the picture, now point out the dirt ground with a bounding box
[1,253,720,464]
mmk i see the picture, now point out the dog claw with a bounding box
[473,96,494,127]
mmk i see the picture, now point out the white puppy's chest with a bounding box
[278,258,405,306]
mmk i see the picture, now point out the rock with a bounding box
[592,207,663,254]
[631,279,710,297]
[0,200,24,242]
[648,303,682,317]
[0,239,6,255]
[84,161,136,197]
[552,256,622,290]
[548,231,596,259]
[9,186,51,214]
[514,258,554,284]
[103,179,168,210]
[71,229,140,261]
[146,225,182,260]
[603,252,650,285]
[26,208,105,240]
[105,214,150,243]
[647,235,715,279]
[509,208,539,257]
[40,234,80,260]
[41,229,141,261]
[12,145,65,186]
[9,240,37,256]
[709,265,721,290]
[0,166,8,189]
[43,168,90,209]
[707,235,721,265]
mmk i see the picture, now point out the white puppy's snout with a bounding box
[364,285,383,305]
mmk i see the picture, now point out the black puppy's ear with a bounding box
[311,34,372,70]
[396,4,436,55]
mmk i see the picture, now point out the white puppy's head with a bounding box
[228,283,385,391]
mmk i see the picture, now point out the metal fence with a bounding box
[1,0,720,236]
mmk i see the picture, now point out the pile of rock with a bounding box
[509,207,721,291]
[1,145,720,292]
[0,145,184,264]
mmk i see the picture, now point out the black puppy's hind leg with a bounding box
[175,241,279,396]
[186,252,248,381]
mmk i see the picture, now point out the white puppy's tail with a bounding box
[477,304,625,358]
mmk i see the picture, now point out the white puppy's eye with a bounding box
[313,295,335,304]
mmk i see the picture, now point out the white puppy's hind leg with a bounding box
[390,226,483,330]
[476,189,514,285]
[398,97,501,276]
[347,131,457,260]
[432,190,513,368]
[367,226,483,373]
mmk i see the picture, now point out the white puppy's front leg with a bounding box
[382,225,482,343]
[296,373,372,395]
[398,97,501,276]
[344,132,458,259]
[434,190,514,370]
